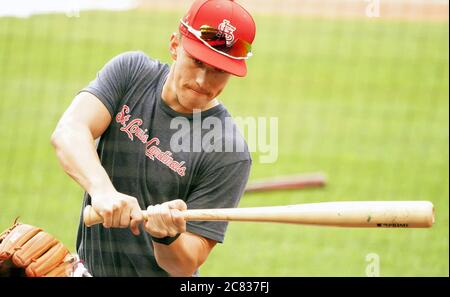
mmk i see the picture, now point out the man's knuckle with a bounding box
[161,210,171,219]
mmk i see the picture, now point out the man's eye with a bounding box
[193,58,203,66]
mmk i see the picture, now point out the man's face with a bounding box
[170,35,231,112]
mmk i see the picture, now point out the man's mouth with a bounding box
[188,86,209,96]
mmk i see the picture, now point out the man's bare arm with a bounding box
[154,232,217,277]
[51,92,113,195]
[144,200,217,276]
[51,92,143,234]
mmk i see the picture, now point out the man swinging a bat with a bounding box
[51,0,256,277]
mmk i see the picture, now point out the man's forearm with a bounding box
[153,232,212,276]
[51,122,115,196]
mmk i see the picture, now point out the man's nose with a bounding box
[195,67,207,87]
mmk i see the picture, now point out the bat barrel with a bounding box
[182,201,435,228]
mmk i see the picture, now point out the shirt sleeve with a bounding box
[185,159,252,243]
[79,51,151,117]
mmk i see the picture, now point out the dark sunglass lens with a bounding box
[208,40,227,47]
[200,25,220,41]
[185,21,251,58]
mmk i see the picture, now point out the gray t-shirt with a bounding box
[75,51,252,277]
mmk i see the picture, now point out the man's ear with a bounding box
[169,33,180,61]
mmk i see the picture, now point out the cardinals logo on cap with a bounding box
[217,19,236,47]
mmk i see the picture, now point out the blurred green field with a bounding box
[0,9,448,276]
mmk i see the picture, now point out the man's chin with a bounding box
[179,97,210,112]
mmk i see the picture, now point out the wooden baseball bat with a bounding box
[245,173,326,193]
[83,201,434,228]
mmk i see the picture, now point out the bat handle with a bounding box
[83,205,149,227]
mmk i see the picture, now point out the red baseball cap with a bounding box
[179,0,256,77]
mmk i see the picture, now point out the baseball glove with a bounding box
[0,219,77,277]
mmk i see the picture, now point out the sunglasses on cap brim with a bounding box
[180,19,253,60]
